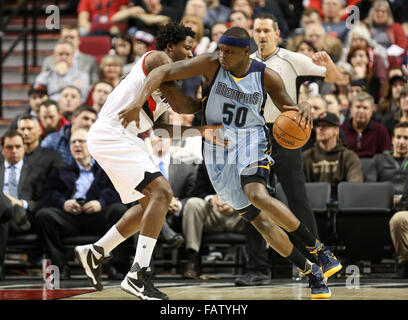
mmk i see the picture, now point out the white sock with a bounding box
[94,225,126,255]
[131,235,157,270]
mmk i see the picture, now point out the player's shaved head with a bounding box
[223,26,250,40]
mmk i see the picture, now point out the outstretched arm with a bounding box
[312,51,342,83]
[264,67,313,128]
[119,53,219,128]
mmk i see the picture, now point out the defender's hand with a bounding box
[118,102,143,129]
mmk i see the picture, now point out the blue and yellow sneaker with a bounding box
[307,240,342,278]
[300,263,331,299]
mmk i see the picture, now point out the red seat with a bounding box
[79,36,112,64]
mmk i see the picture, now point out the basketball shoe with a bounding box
[307,240,342,278]
[75,244,111,291]
[300,263,331,299]
[121,262,169,300]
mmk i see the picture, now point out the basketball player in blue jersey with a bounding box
[119,27,342,299]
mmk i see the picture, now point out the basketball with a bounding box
[273,110,312,149]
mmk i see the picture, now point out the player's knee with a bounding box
[155,181,174,204]
[243,185,264,206]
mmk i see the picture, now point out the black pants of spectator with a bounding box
[0,194,14,275]
[244,127,320,273]
[35,203,130,270]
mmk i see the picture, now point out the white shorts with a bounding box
[87,118,160,204]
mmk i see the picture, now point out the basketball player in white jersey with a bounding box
[239,12,342,285]
[74,23,220,300]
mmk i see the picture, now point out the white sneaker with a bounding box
[75,244,106,291]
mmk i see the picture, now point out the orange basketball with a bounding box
[273,110,312,149]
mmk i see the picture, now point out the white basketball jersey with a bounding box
[250,47,326,123]
[98,50,170,134]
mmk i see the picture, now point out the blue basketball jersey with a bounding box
[202,59,274,210]
[203,59,267,129]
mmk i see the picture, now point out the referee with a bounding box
[235,12,341,286]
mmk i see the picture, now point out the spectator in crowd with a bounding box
[302,95,328,151]
[184,0,208,25]
[203,0,231,27]
[10,84,49,130]
[367,0,408,68]
[38,100,70,139]
[134,0,186,22]
[324,93,343,121]
[341,92,392,158]
[132,30,155,61]
[91,81,114,113]
[397,85,408,124]
[182,163,246,279]
[321,0,348,43]
[370,122,408,197]
[35,128,129,279]
[380,75,407,137]
[58,86,83,121]
[0,130,45,279]
[286,8,321,47]
[303,23,343,62]
[306,0,361,22]
[342,24,389,70]
[146,133,198,248]
[333,61,353,111]
[389,173,408,279]
[210,22,228,49]
[231,0,253,20]
[346,45,385,103]
[77,0,130,36]
[110,33,136,76]
[42,25,99,84]
[302,112,363,200]
[296,39,318,59]
[100,54,124,88]
[41,106,97,166]
[35,40,90,102]
[17,115,62,179]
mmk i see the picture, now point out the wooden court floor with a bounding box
[1,277,408,301]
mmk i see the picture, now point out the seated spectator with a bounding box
[203,0,231,27]
[17,115,62,178]
[231,0,253,21]
[58,86,83,121]
[35,40,90,102]
[333,61,353,111]
[99,54,124,88]
[0,131,44,279]
[306,0,360,22]
[304,23,343,63]
[132,30,155,62]
[209,22,228,52]
[371,122,408,197]
[389,173,408,279]
[324,93,343,122]
[41,24,99,84]
[398,85,408,124]
[110,33,136,76]
[342,23,389,70]
[132,0,185,25]
[321,0,349,43]
[228,10,257,53]
[296,39,318,59]
[145,133,198,249]
[367,0,408,68]
[302,95,328,151]
[41,106,97,166]
[38,100,70,139]
[10,84,49,130]
[35,128,129,279]
[346,45,385,103]
[182,163,246,279]
[91,81,114,113]
[77,0,130,36]
[341,92,392,158]
[184,0,208,27]
[302,112,363,200]
[380,75,407,136]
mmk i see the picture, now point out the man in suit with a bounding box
[0,130,43,280]
[147,133,198,248]
[35,128,129,279]
[17,114,63,180]
[42,25,99,85]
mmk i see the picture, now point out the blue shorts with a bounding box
[203,126,274,219]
